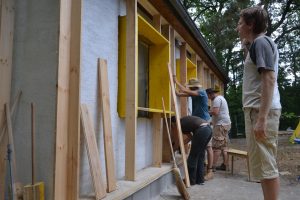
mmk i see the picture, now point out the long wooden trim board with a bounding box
[80,104,106,199]
[98,58,116,192]
[167,64,190,187]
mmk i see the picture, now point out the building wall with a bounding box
[80,0,153,194]
[11,0,59,199]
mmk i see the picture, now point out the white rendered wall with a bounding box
[11,0,59,199]
[80,0,153,194]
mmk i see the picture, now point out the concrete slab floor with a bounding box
[159,171,300,200]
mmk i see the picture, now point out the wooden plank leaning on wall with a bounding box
[54,0,82,199]
[98,58,117,192]
[125,0,138,181]
[0,0,15,199]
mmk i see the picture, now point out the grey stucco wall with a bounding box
[80,0,153,195]
[10,0,157,198]
[11,0,59,199]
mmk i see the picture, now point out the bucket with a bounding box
[294,138,300,144]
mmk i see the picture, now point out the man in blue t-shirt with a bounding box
[173,77,214,181]
[174,77,210,120]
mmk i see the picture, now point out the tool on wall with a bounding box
[5,104,17,200]
[3,91,24,200]
[162,98,190,200]
[24,103,45,200]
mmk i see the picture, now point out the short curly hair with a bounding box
[240,6,268,34]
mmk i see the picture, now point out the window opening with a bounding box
[138,40,150,117]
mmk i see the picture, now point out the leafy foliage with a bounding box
[181,0,300,136]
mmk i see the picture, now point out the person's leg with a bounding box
[261,177,280,200]
[206,139,213,169]
[222,149,228,167]
[195,126,212,184]
[204,140,214,180]
[195,150,205,184]
[187,148,198,185]
[245,108,281,199]
[213,149,221,167]
[187,132,202,185]
[212,125,225,168]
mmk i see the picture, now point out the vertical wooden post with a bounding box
[161,25,174,162]
[0,0,15,198]
[197,59,204,86]
[55,0,82,199]
[179,43,187,117]
[125,0,137,181]
[152,113,162,167]
[152,15,163,168]
[191,54,197,66]
[153,14,161,33]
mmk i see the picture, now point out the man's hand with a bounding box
[254,119,267,141]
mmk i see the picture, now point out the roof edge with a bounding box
[166,0,230,83]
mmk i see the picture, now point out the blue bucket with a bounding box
[294,138,300,144]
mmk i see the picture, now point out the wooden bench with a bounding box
[227,148,251,181]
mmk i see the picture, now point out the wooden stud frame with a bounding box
[179,43,187,117]
[54,0,82,199]
[125,0,138,181]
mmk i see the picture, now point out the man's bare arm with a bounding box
[255,70,275,141]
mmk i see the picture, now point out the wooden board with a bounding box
[98,58,117,192]
[80,104,106,199]
[179,43,187,117]
[55,0,82,199]
[0,0,15,198]
[167,64,190,187]
[152,113,162,167]
[125,0,137,181]
[227,148,248,156]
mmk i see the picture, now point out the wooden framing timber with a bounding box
[0,0,15,198]
[54,0,82,199]
[161,25,174,163]
[152,14,161,33]
[80,104,106,199]
[179,43,188,117]
[98,58,117,192]
[167,64,190,187]
[152,113,163,167]
[125,0,138,181]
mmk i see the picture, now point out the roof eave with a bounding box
[149,0,230,83]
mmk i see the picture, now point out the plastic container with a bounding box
[294,138,300,144]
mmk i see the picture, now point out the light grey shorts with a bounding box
[244,108,281,180]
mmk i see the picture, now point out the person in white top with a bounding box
[237,6,281,200]
[206,88,231,171]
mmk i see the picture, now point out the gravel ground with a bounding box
[160,133,300,200]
